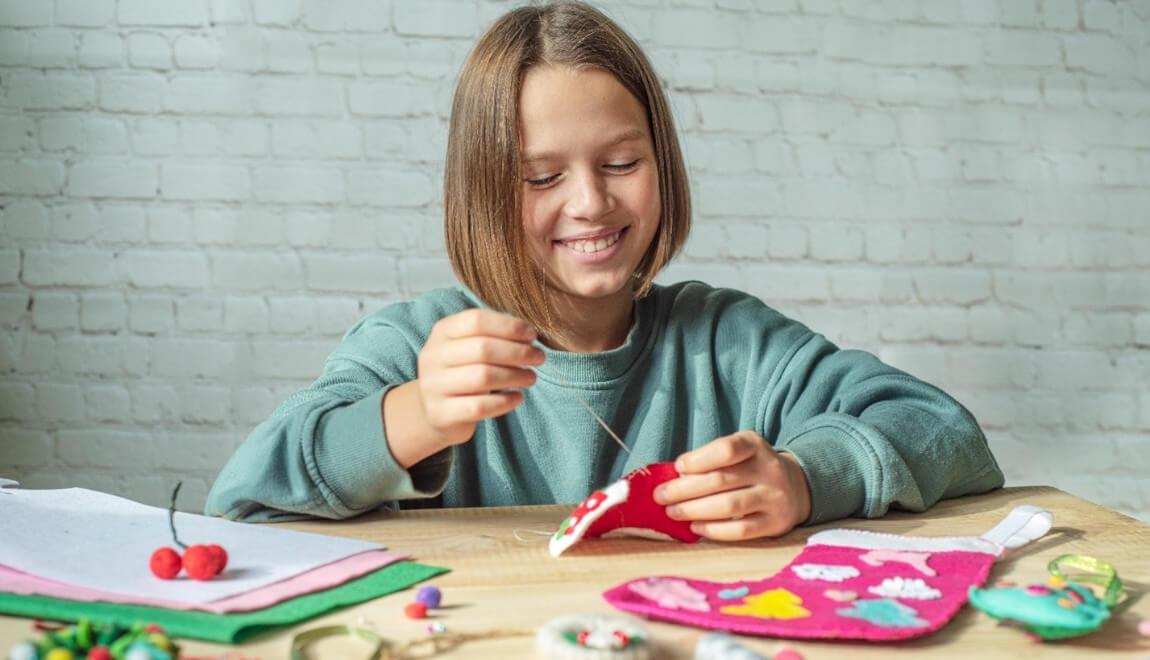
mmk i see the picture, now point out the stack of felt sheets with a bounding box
[0,481,446,643]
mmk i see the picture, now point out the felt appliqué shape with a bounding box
[550,462,700,558]
[868,577,941,600]
[628,578,709,612]
[602,505,1054,641]
[720,589,810,620]
[859,549,936,576]
[791,564,860,582]
[837,598,930,628]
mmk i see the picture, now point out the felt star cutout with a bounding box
[720,589,811,620]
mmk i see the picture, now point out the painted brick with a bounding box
[393,0,478,38]
[66,160,156,199]
[162,163,251,201]
[118,0,208,27]
[31,293,79,331]
[121,250,209,289]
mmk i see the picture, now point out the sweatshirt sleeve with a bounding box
[204,314,453,522]
[758,330,1005,526]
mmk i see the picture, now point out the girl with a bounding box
[205,2,1004,540]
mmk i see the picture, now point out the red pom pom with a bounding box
[88,648,112,660]
[149,547,182,580]
[404,602,428,619]
[206,543,228,573]
[183,544,225,580]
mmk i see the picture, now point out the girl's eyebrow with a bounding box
[522,127,646,165]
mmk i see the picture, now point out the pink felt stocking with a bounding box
[603,505,1052,641]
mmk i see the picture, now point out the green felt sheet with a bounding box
[0,560,448,644]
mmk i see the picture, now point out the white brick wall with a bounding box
[1,0,1147,519]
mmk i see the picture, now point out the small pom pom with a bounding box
[205,544,229,573]
[183,544,225,581]
[774,647,804,660]
[404,602,428,619]
[149,547,182,580]
[415,585,441,608]
[88,648,112,660]
[45,649,75,660]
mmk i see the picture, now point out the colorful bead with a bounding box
[427,622,447,635]
[404,602,428,619]
[416,585,442,608]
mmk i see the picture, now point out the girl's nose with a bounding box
[564,170,614,221]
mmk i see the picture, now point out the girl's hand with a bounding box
[383,309,543,469]
[415,308,544,448]
[653,431,812,541]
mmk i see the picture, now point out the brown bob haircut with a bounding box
[444,1,691,342]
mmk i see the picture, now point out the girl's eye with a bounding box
[605,159,640,171]
[525,173,560,187]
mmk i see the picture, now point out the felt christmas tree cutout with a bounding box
[550,462,701,558]
[603,505,1053,641]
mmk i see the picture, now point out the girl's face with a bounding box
[518,65,661,304]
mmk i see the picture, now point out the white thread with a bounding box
[513,528,554,543]
[533,362,632,457]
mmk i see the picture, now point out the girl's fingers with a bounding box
[437,391,525,424]
[436,364,537,396]
[654,467,753,505]
[689,512,789,542]
[664,485,762,522]
[435,309,537,342]
[675,431,765,475]
[437,336,545,369]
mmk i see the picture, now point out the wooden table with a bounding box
[4,486,1149,657]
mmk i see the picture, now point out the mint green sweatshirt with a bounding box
[205,281,1004,523]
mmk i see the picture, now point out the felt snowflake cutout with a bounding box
[837,598,929,628]
[628,578,710,612]
[790,563,861,583]
[868,577,942,601]
[720,589,811,620]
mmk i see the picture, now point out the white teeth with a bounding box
[565,230,620,254]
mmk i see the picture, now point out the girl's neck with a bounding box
[542,288,635,353]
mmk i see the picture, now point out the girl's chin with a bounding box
[547,275,634,302]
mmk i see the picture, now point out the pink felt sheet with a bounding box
[0,550,405,613]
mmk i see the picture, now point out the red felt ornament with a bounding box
[149,547,182,580]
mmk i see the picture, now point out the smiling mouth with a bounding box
[556,228,625,254]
